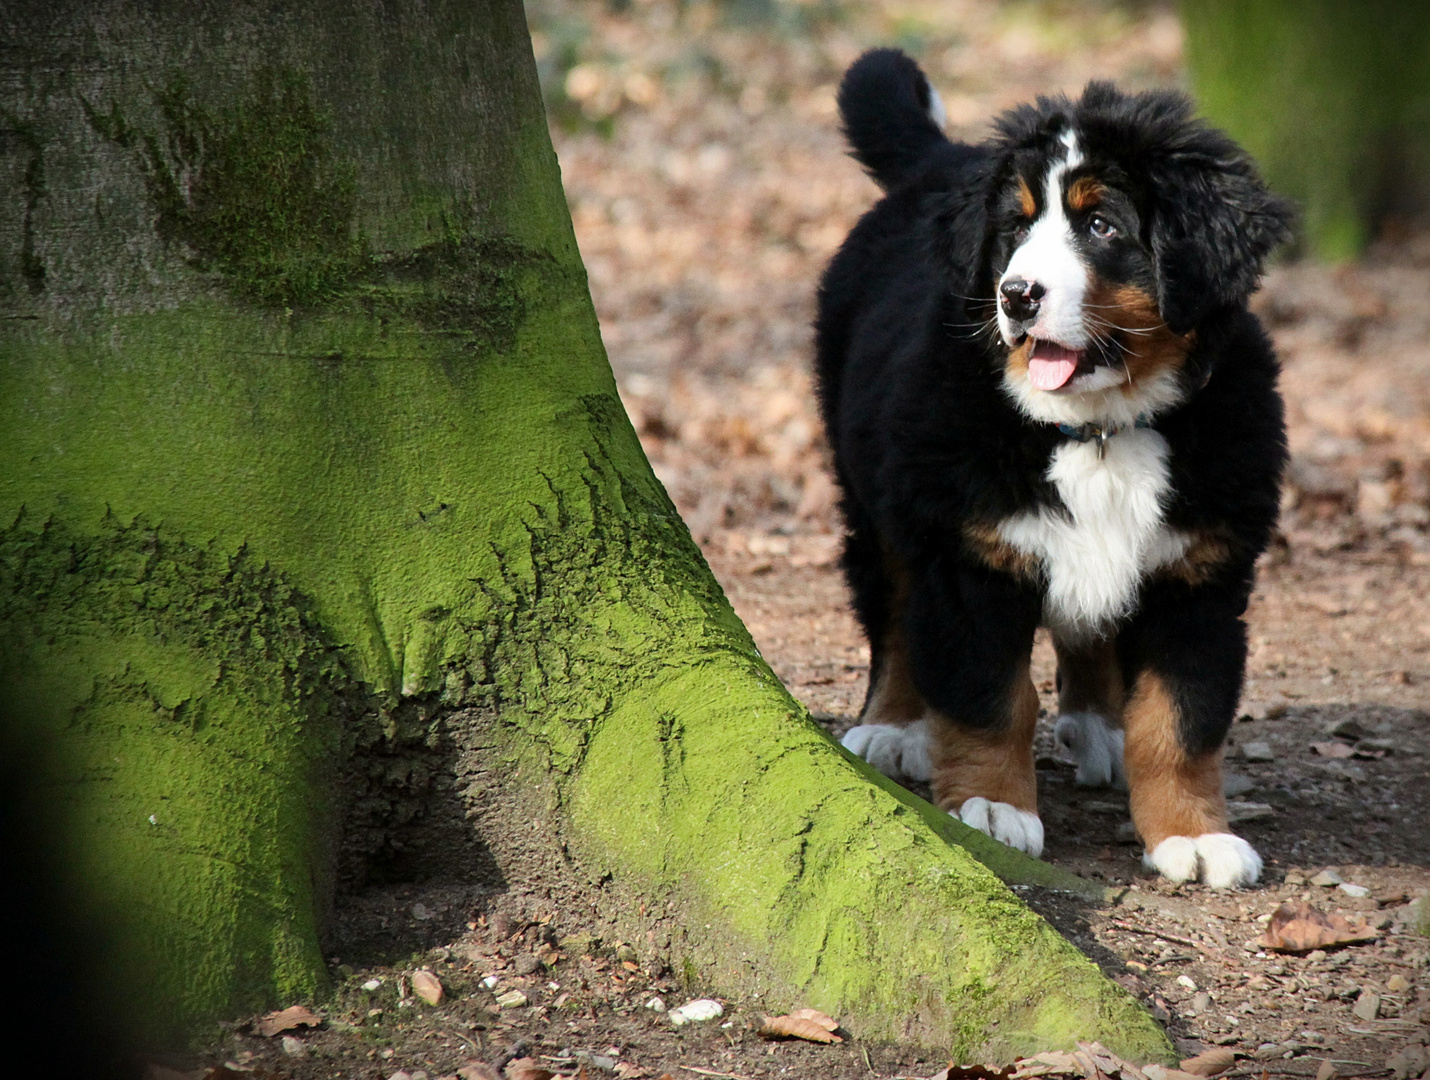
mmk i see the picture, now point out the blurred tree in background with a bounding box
[1182,0,1430,259]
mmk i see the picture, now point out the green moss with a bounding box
[0,514,358,1045]
[88,67,369,307]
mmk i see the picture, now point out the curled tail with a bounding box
[837,48,949,190]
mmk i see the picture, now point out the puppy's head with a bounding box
[951,83,1293,427]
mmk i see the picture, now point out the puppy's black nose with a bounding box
[999,277,1044,322]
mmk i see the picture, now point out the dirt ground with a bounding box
[174,2,1429,1078]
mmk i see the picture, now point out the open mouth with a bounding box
[1024,337,1094,391]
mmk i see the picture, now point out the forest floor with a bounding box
[175,2,1428,1078]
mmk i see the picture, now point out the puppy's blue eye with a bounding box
[1089,216,1117,239]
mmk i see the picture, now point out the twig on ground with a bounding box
[442,1029,480,1054]
[682,1067,758,1080]
[1109,920,1207,950]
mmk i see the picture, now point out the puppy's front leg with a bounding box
[928,665,1043,858]
[906,560,1044,856]
[1121,592,1261,888]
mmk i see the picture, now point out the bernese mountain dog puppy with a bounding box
[818,50,1294,888]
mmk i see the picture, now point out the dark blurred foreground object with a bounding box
[1182,0,1430,259]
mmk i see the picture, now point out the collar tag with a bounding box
[1056,416,1152,458]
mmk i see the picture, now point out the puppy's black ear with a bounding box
[1148,128,1295,333]
[927,154,1000,302]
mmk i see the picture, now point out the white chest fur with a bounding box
[997,429,1190,638]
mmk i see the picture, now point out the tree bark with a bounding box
[0,0,1171,1063]
[1181,0,1430,259]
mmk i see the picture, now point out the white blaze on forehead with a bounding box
[998,128,1089,350]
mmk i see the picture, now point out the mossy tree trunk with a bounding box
[0,0,1171,1063]
[1181,0,1430,259]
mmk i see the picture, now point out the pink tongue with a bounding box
[1027,341,1081,391]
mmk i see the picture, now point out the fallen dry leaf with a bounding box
[1178,1049,1238,1078]
[1143,1068,1205,1080]
[254,1004,322,1037]
[1254,901,1379,952]
[506,1056,555,1080]
[930,1066,1015,1080]
[1310,741,1355,759]
[1008,1042,1158,1080]
[458,1061,502,1080]
[757,1009,843,1043]
[613,1064,647,1080]
[412,968,444,1006]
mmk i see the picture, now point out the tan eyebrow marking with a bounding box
[1016,175,1036,218]
[1067,175,1105,213]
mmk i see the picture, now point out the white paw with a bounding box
[1053,712,1126,789]
[956,797,1044,858]
[841,720,933,782]
[1144,833,1262,889]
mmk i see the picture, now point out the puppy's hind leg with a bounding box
[1051,634,1127,790]
[838,535,933,782]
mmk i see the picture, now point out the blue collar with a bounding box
[1056,416,1152,458]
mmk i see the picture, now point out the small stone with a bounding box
[481,975,500,989]
[1387,974,1411,992]
[412,902,432,920]
[615,943,639,963]
[1254,1043,1281,1060]
[1310,869,1344,887]
[1177,975,1198,990]
[1227,800,1275,823]
[411,969,443,1006]
[363,978,383,991]
[1352,992,1381,1022]
[1189,992,1213,1016]
[495,989,528,1009]
[512,954,544,976]
[1224,772,1256,796]
[1284,870,1307,886]
[645,997,666,1011]
[1241,741,1275,762]
[668,998,723,1025]
[1314,1063,1337,1080]
[281,1035,306,1057]
[489,912,516,939]
[1339,883,1370,898]
[1329,718,1368,740]
[1306,950,1327,962]
[1116,821,1138,843]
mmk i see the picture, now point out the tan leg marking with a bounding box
[860,551,926,726]
[1123,671,1227,848]
[928,660,1039,815]
[861,620,926,726]
[1053,634,1124,721]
